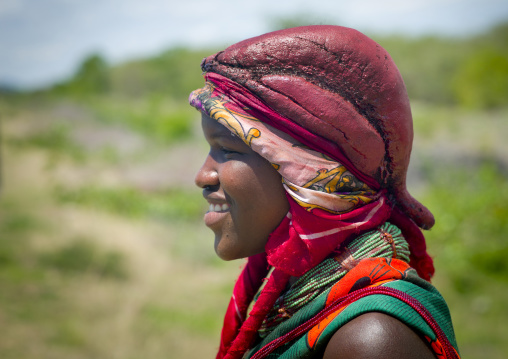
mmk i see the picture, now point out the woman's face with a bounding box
[195,113,289,260]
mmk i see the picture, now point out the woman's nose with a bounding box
[195,154,219,189]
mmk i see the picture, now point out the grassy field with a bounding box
[1,89,508,357]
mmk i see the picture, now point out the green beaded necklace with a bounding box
[258,222,410,337]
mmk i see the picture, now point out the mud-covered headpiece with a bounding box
[199,25,434,230]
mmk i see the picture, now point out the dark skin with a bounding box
[195,114,289,260]
[323,312,436,359]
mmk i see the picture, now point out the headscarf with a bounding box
[189,25,435,359]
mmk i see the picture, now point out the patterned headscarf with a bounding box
[191,80,376,215]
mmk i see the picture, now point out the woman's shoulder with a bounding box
[323,312,435,359]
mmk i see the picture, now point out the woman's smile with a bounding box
[208,203,231,212]
[204,200,231,228]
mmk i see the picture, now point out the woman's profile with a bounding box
[189,25,460,359]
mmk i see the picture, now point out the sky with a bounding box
[1,0,508,90]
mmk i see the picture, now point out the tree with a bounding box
[71,54,110,95]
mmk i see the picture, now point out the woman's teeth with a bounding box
[209,203,230,212]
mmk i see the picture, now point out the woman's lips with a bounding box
[204,202,231,228]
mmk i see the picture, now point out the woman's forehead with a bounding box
[201,113,241,142]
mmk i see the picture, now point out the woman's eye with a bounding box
[220,147,239,156]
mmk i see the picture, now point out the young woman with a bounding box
[190,25,460,359]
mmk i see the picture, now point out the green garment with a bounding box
[247,260,459,359]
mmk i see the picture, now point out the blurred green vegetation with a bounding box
[90,95,196,143]
[1,21,507,359]
[51,48,215,100]
[422,163,508,357]
[39,239,128,280]
[373,22,508,107]
[6,122,86,162]
[452,47,508,109]
[424,162,508,288]
[57,54,111,96]
[0,199,129,357]
[53,185,204,221]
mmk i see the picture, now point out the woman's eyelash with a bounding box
[221,147,239,155]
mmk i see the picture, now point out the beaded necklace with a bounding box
[258,222,410,337]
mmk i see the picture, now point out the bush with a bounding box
[423,162,508,289]
[91,96,196,144]
[53,185,204,221]
[452,48,508,109]
[39,239,128,279]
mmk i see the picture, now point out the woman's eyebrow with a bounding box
[210,131,241,142]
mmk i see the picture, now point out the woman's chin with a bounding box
[214,239,265,261]
[214,238,238,261]
[215,250,240,261]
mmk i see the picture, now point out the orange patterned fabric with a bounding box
[325,257,411,306]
